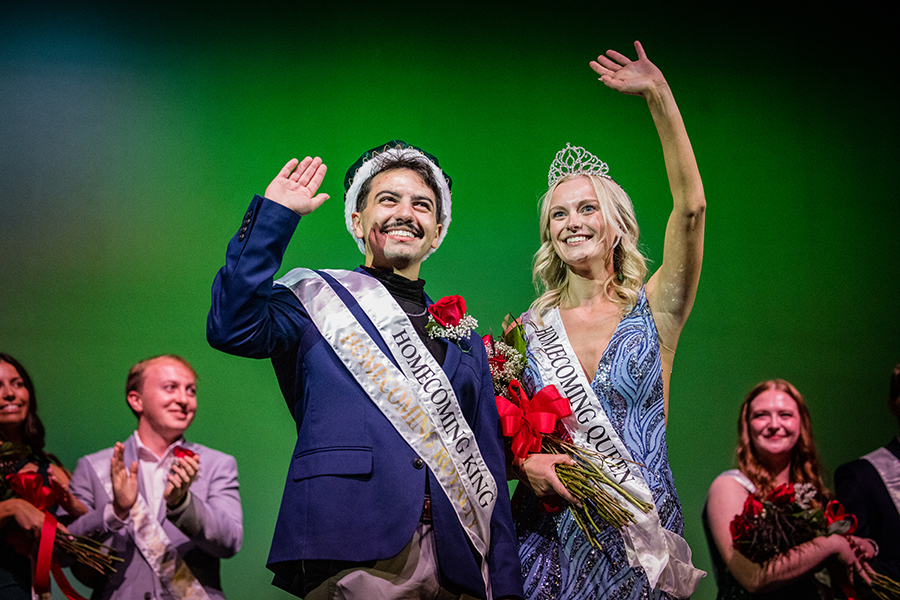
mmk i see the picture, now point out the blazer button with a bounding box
[413,458,425,469]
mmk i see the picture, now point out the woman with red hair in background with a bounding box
[704,379,875,599]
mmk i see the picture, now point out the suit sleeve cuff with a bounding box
[103,503,129,531]
[166,491,192,517]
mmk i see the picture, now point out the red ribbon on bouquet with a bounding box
[824,500,858,534]
[824,500,861,600]
[6,473,89,600]
[495,382,572,459]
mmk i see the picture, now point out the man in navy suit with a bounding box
[207,142,523,599]
[835,362,900,579]
[69,355,243,599]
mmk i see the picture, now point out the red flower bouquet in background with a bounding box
[730,483,823,563]
[3,470,122,599]
[731,483,900,600]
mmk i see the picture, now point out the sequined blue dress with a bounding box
[514,289,684,600]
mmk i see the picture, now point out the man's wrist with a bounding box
[166,491,191,513]
[112,502,130,521]
[104,503,129,530]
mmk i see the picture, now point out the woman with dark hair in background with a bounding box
[704,379,876,599]
[0,353,86,599]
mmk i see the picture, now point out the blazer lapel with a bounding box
[124,435,166,523]
[888,436,900,461]
[441,337,461,381]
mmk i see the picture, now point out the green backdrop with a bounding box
[2,2,897,599]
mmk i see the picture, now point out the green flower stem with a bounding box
[870,572,900,600]
[56,531,123,574]
[544,437,653,517]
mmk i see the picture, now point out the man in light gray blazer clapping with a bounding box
[68,354,242,600]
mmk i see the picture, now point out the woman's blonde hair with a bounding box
[529,174,647,324]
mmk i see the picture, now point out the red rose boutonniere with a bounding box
[429,295,466,327]
[173,446,197,460]
[426,295,478,344]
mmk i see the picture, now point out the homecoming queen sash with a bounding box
[525,308,704,598]
[278,268,497,599]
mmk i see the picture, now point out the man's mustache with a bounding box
[379,218,423,238]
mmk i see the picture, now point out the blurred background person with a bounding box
[704,379,875,599]
[1,353,86,599]
[835,362,900,580]
[67,354,242,600]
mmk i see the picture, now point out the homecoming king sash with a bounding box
[525,308,704,598]
[863,443,900,517]
[278,268,497,599]
[88,442,210,600]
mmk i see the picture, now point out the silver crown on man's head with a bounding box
[548,143,612,187]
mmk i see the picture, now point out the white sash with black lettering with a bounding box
[863,443,900,517]
[525,308,704,598]
[278,268,496,599]
[87,447,210,600]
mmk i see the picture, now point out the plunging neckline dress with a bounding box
[514,288,684,600]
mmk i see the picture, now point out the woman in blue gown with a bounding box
[512,41,706,600]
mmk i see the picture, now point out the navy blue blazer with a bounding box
[207,196,523,599]
[834,437,900,579]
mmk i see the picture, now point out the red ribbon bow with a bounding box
[495,383,572,460]
[6,472,59,511]
[824,500,858,535]
[824,500,860,600]
[5,473,89,600]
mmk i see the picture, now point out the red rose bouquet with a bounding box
[730,482,824,563]
[489,317,652,548]
[3,466,123,599]
[482,332,526,399]
[731,483,900,600]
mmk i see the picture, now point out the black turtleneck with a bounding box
[361,266,446,366]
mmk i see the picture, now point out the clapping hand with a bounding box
[264,156,330,216]
[110,442,138,520]
[164,453,199,509]
[48,464,88,517]
[590,41,668,99]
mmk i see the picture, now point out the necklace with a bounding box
[405,306,429,317]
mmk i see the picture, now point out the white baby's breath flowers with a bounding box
[793,483,817,509]
[427,314,479,342]
[488,341,525,396]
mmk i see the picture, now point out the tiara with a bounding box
[548,143,611,187]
